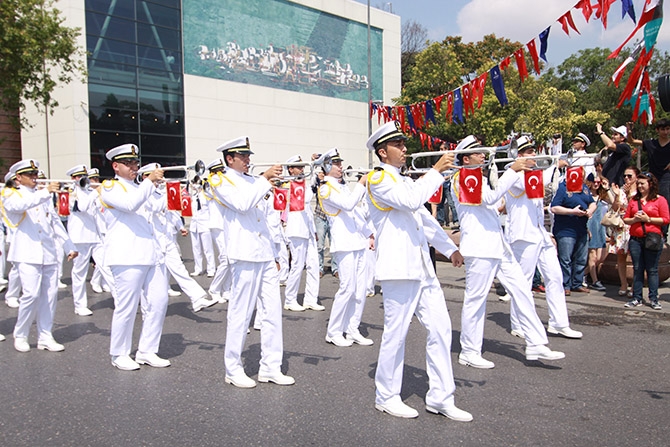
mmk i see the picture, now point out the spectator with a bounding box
[595,123,632,186]
[623,172,669,310]
[585,174,609,291]
[608,167,639,297]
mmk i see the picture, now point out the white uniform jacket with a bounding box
[283,181,316,239]
[189,190,210,233]
[205,175,226,231]
[3,186,75,264]
[366,164,458,281]
[318,177,368,253]
[504,170,553,247]
[212,169,276,263]
[67,185,102,244]
[451,168,518,259]
[99,177,157,266]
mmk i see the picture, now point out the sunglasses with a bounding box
[624,174,634,178]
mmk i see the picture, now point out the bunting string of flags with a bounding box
[371,0,665,138]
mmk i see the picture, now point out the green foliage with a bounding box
[0,0,86,130]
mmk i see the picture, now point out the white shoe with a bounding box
[90,283,103,293]
[510,329,525,338]
[112,355,140,371]
[192,296,217,312]
[547,326,583,339]
[375,400,419,418]
[258,372,295,386]
[0,277,8,285]
[525,345,566,361]
[346,332,374,346]
[206,272,215,278]
[0,333,5,342]
[167,289,181,297]
[74,307,93,316]
[58,281,67,290]
[225,373,257,388]
[6,297,19,308]
[498,293,511,302]
[303,302,325,311]
[366,291,375,297]
[14,337,30,352]
[102,285,111,293]
[426,404,473,422]
[458,353,495,369]
[190,271,203,277]
[325,335,354,347]
[0,283,6,293]
[37,338,65,352]
[220,290,231,303]
[135,352,171,368]
[284,303,305,312]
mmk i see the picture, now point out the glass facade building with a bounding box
[85,0,185,176]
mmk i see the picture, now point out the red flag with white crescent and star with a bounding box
[524,170,545,199]
[458,167,483,205]
[180,188,193,217]
[58,192,70,216]
[566,166,584,193]
[428,184,443,204]
[273,187,288,211]
[166,181,182,211]
[289,180,306,212]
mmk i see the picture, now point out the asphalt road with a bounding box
[0,238,668,447]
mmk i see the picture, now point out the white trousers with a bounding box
[510,240,570,331]
[284,237,319,306]
[109,264,168,356]
[224,260,284,377]
[0,231,6,279]
[71,242,115,311]
[190,229,216,276]
[277,241,289,283]
[165,242,207,304]
[208,228,231,295]
[365,247,376,295]
[13,263,58,342]
[461,254,548,357]
[327,249,367,338]
[5,262,21,299]
[375,274,456,408]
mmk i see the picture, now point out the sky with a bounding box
[354,0,669,67]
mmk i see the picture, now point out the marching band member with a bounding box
[213,136,294,388]
[138,163,216,313]
[503,137,582,339]
[281,155,324,312]
[2,171,21,309]
[3,160,78,353]
[99,144,170,370]
[87,168,113,294]
[39,170,69,291]
[189,180,217,278]
[451,135,565,370]
[366,122,472,422]
[205,158,232,303]
[318,148,373,346]
[65,164,115,316]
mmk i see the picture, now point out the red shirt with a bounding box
[624,196,670,237]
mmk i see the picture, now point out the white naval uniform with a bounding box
[206,174,232,297]
[212,169,284,378]
[89,199,112,290]
[144,189,208,305]
[189,189,216,276]
[100,177,168,357]
[3,185,76,343]
[319,177,368,339]
[367,164,461,409]
[283,181,320,307]
[67,184,115,312]
[451,168,549,357]
[504,170,570,331]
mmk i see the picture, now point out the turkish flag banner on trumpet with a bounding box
[58,192,70,216]
[457,167,482,205]
[273,187,288,211]
[180,188,192,217]
[566,166,584,193]
[428,184,443,204]
[166,181,182,211]
[289,180,305,212]
[524,170,544,199]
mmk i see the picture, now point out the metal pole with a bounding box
[367,0,373,168]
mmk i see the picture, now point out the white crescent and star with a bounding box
[168,185,178,198]
[527,173,540,190]
[464,175,479,193]
[568,170,580,183]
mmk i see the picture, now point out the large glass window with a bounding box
[86,0,184,178]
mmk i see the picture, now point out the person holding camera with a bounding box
[622,172,669,310]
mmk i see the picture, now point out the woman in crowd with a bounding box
[623,172,669,310]
[608,167,639,297]
[586,174,609,291]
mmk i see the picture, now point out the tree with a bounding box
[401,20,428,86]
[0,0,86,130]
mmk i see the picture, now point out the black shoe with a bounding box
[589,281,606,292]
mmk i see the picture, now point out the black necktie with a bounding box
[196,197,201,211]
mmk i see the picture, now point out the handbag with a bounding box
[637,198,665,251]
[600,209,624,229]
